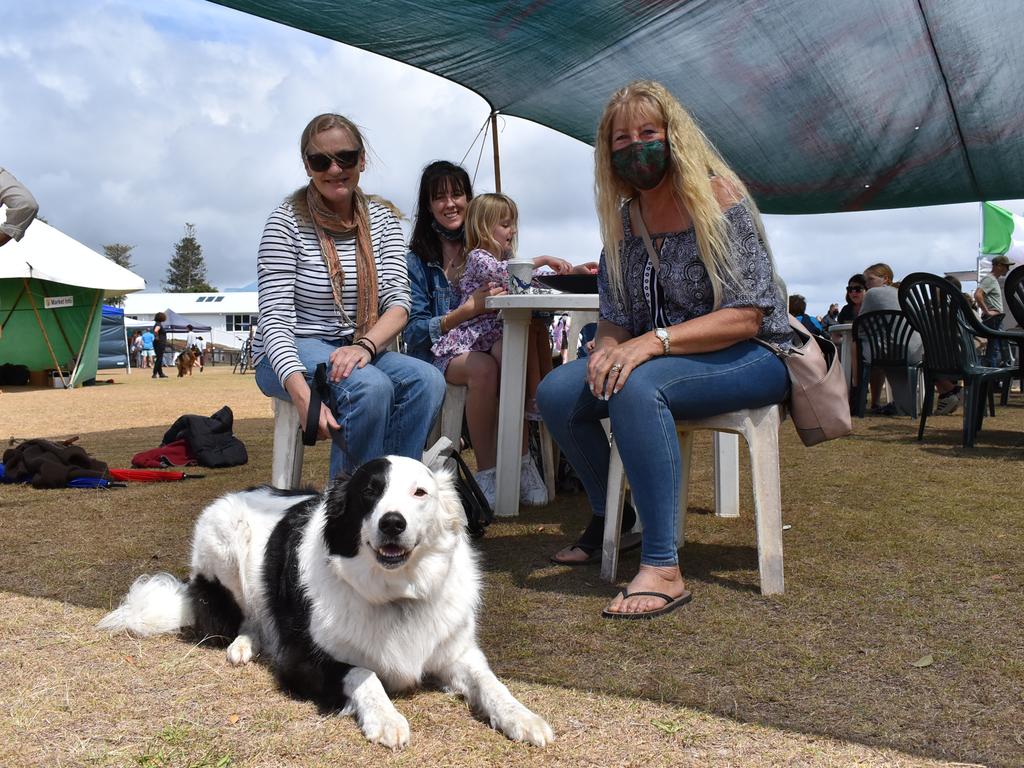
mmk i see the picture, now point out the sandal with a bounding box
[601,589,693,620]
[550,505,640,566]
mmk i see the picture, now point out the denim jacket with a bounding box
[405,251,457,361]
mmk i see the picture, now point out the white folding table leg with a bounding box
[494,308,530,517]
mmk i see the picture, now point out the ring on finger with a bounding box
[610,363,623,373]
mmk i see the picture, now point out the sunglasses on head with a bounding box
[847,285,865,292]
[306,149,361,172]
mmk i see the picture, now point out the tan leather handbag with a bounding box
[756,316,852,446]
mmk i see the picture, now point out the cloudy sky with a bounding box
[5,0,1022,315]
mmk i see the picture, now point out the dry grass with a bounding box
[0,366,1021,767]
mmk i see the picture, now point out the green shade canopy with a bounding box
[212,0,1024,214]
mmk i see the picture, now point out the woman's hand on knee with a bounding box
[587,337,653,400]
[329,344,372,382]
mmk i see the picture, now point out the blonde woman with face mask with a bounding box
[536,81,791,620]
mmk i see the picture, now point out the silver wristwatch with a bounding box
[654,327,671,355]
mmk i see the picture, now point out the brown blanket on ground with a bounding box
[2,439,109,488]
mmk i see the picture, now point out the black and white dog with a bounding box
[98,455,553,749]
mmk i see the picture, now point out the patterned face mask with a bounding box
[611,139,670,190]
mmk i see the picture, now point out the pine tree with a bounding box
[102,244,135,306]
[103,243,135,270]
[165,223,216,292]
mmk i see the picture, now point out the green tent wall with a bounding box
[0,278,104,387]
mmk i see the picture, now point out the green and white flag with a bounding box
[981,201,1024,259]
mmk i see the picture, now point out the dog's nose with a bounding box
[378,512,406,537]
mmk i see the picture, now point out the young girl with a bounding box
[430,192,571,505]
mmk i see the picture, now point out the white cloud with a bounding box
[3,0,1022,315]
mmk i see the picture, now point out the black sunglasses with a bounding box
[846,285,865,292]
[306,149,361,172]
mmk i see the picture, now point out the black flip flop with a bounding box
[549,531,641,567]
[601,589,693,620]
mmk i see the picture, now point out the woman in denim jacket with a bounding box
[537,82,790,620]
[406,161,546,507]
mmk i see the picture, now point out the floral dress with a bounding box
[431,248,516,373]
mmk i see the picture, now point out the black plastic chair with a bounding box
[898,273,1017,447]
[851,310,922,418]
[1001,265,1024,391]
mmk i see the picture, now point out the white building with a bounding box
[123,291,257,349]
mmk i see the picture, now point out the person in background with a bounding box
[837,273,867,323]
[788,294,825,336]
[252,113,444,478]
[537,80,790,619]
[140,327,154,369]
[130,330,144,370]
[151,312,169,379]
[819,302,840,332]
[0,167,38,248]
[859,262,921,416]
[975,254,1014,367]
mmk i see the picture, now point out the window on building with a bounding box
[226,314,255,332]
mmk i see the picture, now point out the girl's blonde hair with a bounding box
[864,262,894,285]
[594,80,777,308]
[464,193,519,263]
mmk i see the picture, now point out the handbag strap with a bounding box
[629,198,661,273]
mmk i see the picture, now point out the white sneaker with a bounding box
[473,468,496,510]
[519,454,549,506]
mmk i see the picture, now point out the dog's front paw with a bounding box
[226,635,256,665]
[495,707,555,747]
[361,709,410,751]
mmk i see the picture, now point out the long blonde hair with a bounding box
[464,192,519,268]
[595,80,775,308]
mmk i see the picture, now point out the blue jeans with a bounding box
[536,341,788,567]
[255,338,445,478]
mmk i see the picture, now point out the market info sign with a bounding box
[44,296,74,309]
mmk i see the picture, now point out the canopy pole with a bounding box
[490,110,501,193]
[21,277,68,384]
[40,282,77,360]
[68,291,101,389]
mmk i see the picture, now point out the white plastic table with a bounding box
[486,293,740,519]
[830,322,855,387]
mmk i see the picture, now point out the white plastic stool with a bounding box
[600,404,785,595]
[428,383,468,450]
[271,397,304,489]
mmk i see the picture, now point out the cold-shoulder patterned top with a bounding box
[597,202,790,346]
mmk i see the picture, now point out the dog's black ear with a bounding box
[322,458,390,558]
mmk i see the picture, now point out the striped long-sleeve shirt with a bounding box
[252,198,410,386]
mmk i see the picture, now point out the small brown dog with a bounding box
[176,348,197,377]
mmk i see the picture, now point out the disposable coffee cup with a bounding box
[507,259,534,294]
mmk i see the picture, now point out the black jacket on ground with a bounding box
[162,405,248,468]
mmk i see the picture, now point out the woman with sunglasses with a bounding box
[252,113,445,478]
[837,273,867,323]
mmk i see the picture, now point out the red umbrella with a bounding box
[108,469,205,482]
